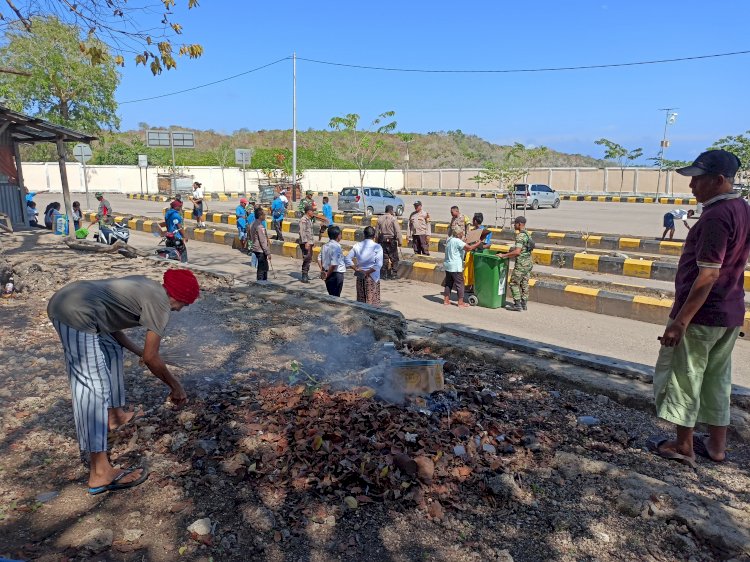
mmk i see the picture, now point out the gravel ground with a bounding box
[1,229,750,562]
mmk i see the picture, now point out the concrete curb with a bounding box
[104,213,750,336]
[394,190,697,205]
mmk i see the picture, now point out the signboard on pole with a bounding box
[72,144,92,164]
[138,154,148,168]
[146,130,195,148]
[235,148,253,165]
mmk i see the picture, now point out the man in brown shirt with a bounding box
[298,205,315,283]
[376,204,402,279]
[408,200,431,255]
[449,205,469,238]
[248,207,271,281]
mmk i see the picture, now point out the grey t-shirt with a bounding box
[47,276,171,336]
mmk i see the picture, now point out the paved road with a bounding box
[121,227,750,390]
[35,193,696,241]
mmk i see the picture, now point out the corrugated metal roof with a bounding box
[0,105,97,143]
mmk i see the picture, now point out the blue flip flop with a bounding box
[88,466,149,495]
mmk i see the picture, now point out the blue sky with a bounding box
[115,0,750,161]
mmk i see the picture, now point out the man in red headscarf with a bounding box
[47,269,200,495]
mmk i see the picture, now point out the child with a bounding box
[72,201,82,231]
[26,200,40,227]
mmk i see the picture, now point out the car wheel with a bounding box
[396,206,404,216]
[366,206,374,217]
[531,199,539,210]
[552,198,561,208]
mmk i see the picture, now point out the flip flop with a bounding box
[111,407,146,431]
[692,434,729,463]
[646,435,697,470]
[88,466,149,495]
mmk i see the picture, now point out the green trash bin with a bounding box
[472,252,510,309]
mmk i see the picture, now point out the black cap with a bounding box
[676,149,741,178]
[414,200,422,206]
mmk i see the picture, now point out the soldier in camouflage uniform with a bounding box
[499,216,533,311]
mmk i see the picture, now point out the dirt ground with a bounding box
[1,229,750,562]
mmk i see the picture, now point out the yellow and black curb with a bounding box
[96,212,750,336]
[127,191,337,202]
[395,190,697,205]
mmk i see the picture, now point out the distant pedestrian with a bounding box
[72,201,82,231]
[248,207,271,281]
[408,200,431,255]
[346,226,383,306]
[443,230,482,307]
[662,209,694,240]
[298,205,315,283]
[319,225,346,297]
[650,150,749,468]
[448,205,469,238]
[500,216,533,311]
[376,204,401,279]
[319,196,334,241]
[190,182,206,228]
[271,194,286,241]
[236,198,249,252]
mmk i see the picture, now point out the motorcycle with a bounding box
[156,231,188,263]
[94,222,130,245]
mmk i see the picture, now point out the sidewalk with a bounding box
[128,229,750,389]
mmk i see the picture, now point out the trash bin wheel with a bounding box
[467,294,479,306]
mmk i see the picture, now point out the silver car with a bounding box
[513,184,561,210]
[338,187,405,216]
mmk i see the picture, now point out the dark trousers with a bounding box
[444,271,465,301]
[300,244,313,274]
[325,272,344,297]
[412,234,430,255]
[380,238,399,276]
[272,219,283,240]
[255,252,268,280]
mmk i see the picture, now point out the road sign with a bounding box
[235,148,253,165]
[138,154,148,168]
[146,130,195,148]
[72,144,92,164]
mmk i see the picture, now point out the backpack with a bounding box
[523,232,535,252]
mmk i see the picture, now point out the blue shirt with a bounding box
[236,205,248,229]
[271,198,286,220]
[165,208,183,239]
[444,237,467,272]
[322,203,333,224]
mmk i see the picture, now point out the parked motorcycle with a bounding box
[155,232,188,263]
[94,222,130,245]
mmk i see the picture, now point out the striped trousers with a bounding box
[52,320,125,453]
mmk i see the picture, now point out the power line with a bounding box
[297,49,750,73]
[118,56,290,104]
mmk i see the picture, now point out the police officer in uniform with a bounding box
[499,216,533,311]
[376,204,401,280]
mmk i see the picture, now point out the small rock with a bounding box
[595,394,609,405]
[171,432,188,451]
[404,432,418,443]
[428,500,444,520]
[499,444,516,455]
[453,445,466,456]
[577,416,600,426]
[549,391,561,399]
[195,438,218,455]
[482,444,496,454]
[394,453,417,476]
[495,434,506,442]
[323,515,336,527]
[187,517,212,537]
[78,528,114,553]
[496,549,514,561]
[593,530,611,543]
[35,491,59,503]
[220,453,251,476]
[521,435,538,447]
[487,473,523,501]
[414,456,435,483]
[242,505,276,531]
[141,425,157,439]
[123,529,143,543]
[0,388,11,398]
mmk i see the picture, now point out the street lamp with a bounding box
[656,108,678,195]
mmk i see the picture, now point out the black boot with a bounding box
[301,273,310,283]
[520,299,528,311]
[505,300,522,311]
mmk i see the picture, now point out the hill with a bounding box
[21,126,610,170]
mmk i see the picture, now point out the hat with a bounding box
[163,269,200,305]
[676,149,741,178]
[306,190,313,196]
[414,200,422,206]
[94,192,103,198]
[240,198,248,205]
[170,200,183,209]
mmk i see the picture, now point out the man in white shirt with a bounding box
[319,225,347,297]
[662,208,695,240]
[345,226,384,306]
[190,182,206,228]
[279,189,289,207]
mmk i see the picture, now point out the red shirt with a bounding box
[671,193,750,327]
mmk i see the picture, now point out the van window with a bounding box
[382,189,394,198]
[341,188,358,196]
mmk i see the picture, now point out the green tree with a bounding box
[0,17,120,133]
[594,138,643,193]
[446,130,478,189]
[0,0,202,75]
[328,111,398,187]
[710,131,750,184]
[213,140,234,192]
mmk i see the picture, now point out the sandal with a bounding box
[647,436,697,469]
[692,434,729,463]
[88,466,149,495]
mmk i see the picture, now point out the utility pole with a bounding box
[656,108,678,195]
[292,51,297,203]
